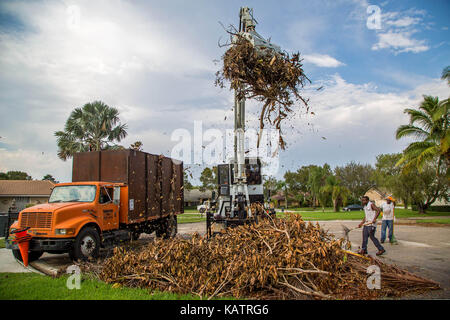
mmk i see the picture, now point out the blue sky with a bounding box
[0,0,449,183]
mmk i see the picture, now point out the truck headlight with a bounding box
[55,228,75,235]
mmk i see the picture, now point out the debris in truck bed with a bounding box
[97,215,439,299]
[215,35,310,149]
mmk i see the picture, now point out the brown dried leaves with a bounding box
[98,215,439,299]
[215,36,310,149]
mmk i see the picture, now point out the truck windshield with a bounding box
[49,185,97,203]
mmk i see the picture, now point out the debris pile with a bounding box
[215,35,310,149]
[98,215,439,299]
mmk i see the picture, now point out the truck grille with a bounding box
[20,212,52,229]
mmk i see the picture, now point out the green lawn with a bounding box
[0,273,205,300]
[183,209,198,214]
[0,238,5,249]
[177,208,450,223]
[276,208,450,221]
[178,213,205,224]
[416,218,450,225]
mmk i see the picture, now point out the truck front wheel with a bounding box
[12,249,43,263]
[69,227,100,261]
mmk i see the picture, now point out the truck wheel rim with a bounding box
[80,235,96,256]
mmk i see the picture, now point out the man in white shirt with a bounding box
[381,197,395,244]
[358,196,385,256]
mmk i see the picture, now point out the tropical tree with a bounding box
[374,153,448,213]
[130,141,143,151]
[55,101,128,160]
[320,175,350,212]
[0,171,32,180]
[373,153,412,209]
[307,164,331,208]
[406,162,448,213]
[335,162,375,203]
[442,66,450,85]
[276,180,289,209]
[183,170,194,190]
[316,187,330,212]
[43,174,58,183]
[396,95,449,172]
[199,167,217,192]
[263,176,278,200]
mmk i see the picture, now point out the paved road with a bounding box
[320,220,450,298]
[1,221,449,298]
[0,248,30,273]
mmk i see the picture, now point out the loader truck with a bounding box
[205,7,278,236]
[6,149,183,261]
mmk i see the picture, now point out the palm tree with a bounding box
[396,95,449,172]
[307,165,331,208]
[55,101,128,160]
[442,66,450,85]
[316,188,329,212]
[130,141,143,151]
[321,175,350,212]
[276,181,289,209]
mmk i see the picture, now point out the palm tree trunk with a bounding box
[417,202,427,214]
[402,198,408,210]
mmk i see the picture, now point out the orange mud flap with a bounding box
[11,227,32,267]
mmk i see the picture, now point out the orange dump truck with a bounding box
[6,149,183,261]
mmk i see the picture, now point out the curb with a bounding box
[29,260,63,277]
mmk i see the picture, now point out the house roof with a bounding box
[0,180,54,197]
[365,186,390,199]
[184,189,212,202]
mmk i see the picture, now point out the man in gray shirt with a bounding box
[381,197,395,244]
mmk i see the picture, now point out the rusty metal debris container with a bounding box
[72,149,183,223]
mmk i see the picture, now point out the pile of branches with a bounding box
[215,35,310,149]
[98,215,439,299]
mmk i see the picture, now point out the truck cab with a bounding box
[7,181,127,261]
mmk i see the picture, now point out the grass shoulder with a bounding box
[0,272,215,300]
[276,208,450,221]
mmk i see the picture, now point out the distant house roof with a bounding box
[271,191,285,201]
[270,191,299,201]
[184,189,212,202]
[0,180,54,197]
[364,186,392,200]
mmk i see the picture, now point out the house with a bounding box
[364,186,397,207]
[0,180,54,212]
[184,188,212,207]
[271,191,301,208]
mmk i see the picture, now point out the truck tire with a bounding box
[12,249,43,263]
[131,231,141,241]
[69,227,100,261]
[156,215,177,239]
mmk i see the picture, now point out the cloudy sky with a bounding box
[0,0,449,183]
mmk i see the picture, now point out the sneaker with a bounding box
[358,249,367,255]
[381,240,385,244]
[376,249,386,256]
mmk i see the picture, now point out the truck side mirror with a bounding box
[113,187,121,205]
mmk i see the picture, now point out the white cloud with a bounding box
[303,54,344,68]
[371,9,429,54]
[0,0,227,182]
[275,74,449,172]
[372,30,429,53]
